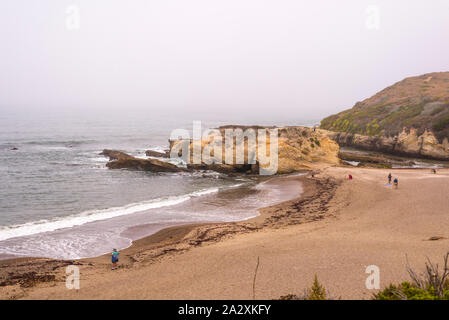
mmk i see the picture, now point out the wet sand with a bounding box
[1,168,449,299]
[0,174,303,261]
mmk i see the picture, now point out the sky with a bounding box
[1,0,449,121]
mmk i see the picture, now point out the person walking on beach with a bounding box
[111,248,119,270]
[388,173,392,184]
[393,178,398,189]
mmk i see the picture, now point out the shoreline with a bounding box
[2,167,448,299]
[107,172,336,267]
[0,172,336,296]
[0,173,289,261]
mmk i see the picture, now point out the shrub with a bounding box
[307,275,327,300]
[374,282,449,300]
[433,113,449,131]
[279,275,332,300]
[374,252,449,300]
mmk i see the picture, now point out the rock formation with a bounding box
[100,149,135,161]
[320,72,449,160]
[325,128,449,160]
[338,150,416,168]
[145,150,170,158]
[170,126,340,174]
[100,149,188,173]
[103,126,340,175]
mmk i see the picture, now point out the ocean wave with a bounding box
[24,139,96,146]
[0,186,225,242]
[89,157,109,163]
[147,145,169,153]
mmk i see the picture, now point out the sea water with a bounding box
[0,110,314,259]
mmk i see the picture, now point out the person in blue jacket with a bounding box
[111,248,120,270]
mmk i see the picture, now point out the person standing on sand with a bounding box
[393,178,398,189]
[388,173,392,184]
[111,248,119,270]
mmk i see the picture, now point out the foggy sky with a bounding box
[1,0,449,121]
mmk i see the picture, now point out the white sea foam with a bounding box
[190,188,219,196]
[147,145,168,153]
[90,156,109,163]
[0,187,224,242]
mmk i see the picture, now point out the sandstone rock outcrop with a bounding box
[103,126,340,175]
[321,72,449,160]
[325,128,449,160]
[170,126,340,174]
[339,151,415,168]
[276,127,340,172]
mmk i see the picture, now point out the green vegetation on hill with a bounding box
[320,72,449,142]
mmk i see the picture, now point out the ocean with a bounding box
[0,110,316,260]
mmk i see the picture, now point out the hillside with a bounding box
[321,72,449,143]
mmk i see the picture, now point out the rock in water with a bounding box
[100,149,135,161]
[101,149,188,173]
[145,150,170,158]
[102,125,340,175]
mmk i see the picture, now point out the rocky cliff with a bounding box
[325,128,449,160]
[170,126,340,174]
[276,126,340,172]
[320,72,449,160]
[102,126,340,175]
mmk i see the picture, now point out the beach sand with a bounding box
[1,167,448,300]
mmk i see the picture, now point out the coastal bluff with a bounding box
[102,126,340,175]
[324,128,449,160]
[171,125,340,174]
[321,72,449,160]
[270,126,340,173]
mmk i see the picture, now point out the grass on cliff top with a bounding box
[321,100,449,141]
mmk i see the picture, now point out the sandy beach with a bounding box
[1,167,448,300]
